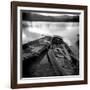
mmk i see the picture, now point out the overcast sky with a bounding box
[30,12,79,16]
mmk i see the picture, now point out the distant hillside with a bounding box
[22,13,79,22]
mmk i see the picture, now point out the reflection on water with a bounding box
[22,21,79,45]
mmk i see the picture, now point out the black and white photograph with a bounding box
[11,2,87,88]
[21,11,80,78]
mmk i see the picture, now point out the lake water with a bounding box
[22,21,79,46]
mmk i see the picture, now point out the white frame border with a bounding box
[17,6,84,84]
